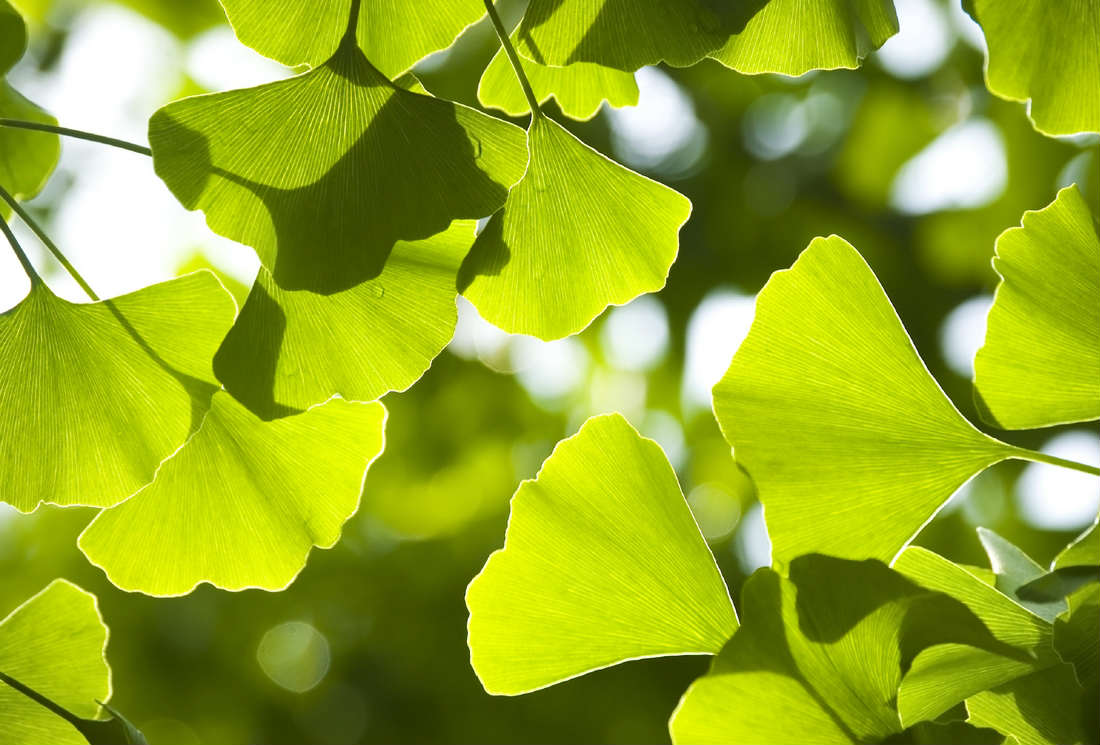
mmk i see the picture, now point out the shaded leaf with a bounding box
[967,0,1100,135]
[978,527,1066,621]
[214,221,475,419]
[966,663,1090,745]
[1054,584,1099,693]
[712,236,1014,566]
[974,185,1100,429]
[466,413,737,695]
[78,393,386,596]
[0,272,235,512]
[218,0,485,77]
[150,36,527,294]
[460,116,689,340]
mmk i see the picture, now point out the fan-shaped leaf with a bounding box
[0,272,235,512]
[966,0,1100,135]
[712,236,1014,567]
[78,393,386,596]
[974,185,1100,429]
[965,662,1089,745]
[218,0,484,78]
[460,116,689,340]
[466,413,737,695]
[214,221,475,419]
[150,36,527,294]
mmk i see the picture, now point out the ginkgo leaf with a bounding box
[1055,520,1100,571]
[0,0,59,219]
[966,0,1100,135]
[711,236,1015,567]
[709,0,899,76]
[459,116,689,340]
[218,0,485,78]
[669,556,1002,745]
[1054,584,1099,692]
[465,413,737,695]
[78,392,386,596]
[0,580,111,745]
[978,527,1067,621]
[965,663,1089,745]
[214,221,475,419]
[974,185,1100,429]
[478,33,637,120]
[0,271,235,512]
[150,35,527,294]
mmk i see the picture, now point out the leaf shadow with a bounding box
[456,211,510,293]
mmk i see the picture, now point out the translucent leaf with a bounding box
[1054,584,1099,693]
[712,236,1014,566]
[978,527,1067,621]
[1054,519,1100,571]
[466,413,737,695]
[218,0,485,77]
[78,393,386,596]
[967,0,1100,135]
[0,0,59,219]
[670,556,1002,745]
[150,36,527,294]
[0,272,235,512]
[966,663,1089,745]
[0,581,110,745]
[478,32,637,121]
[974,185,1100,429]
[214,221,476,419]
[459,116,689,340]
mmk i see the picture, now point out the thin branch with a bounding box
[0,211,41,284]
[1009,446,1100,477]
[482,0,543,119]
[0,118,151,157]
[0,184,99,301]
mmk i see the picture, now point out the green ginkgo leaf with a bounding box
[0,271,235,512]
[709,0,899,76]
[712,236,1015,567]
[966,0,1100,135]
[0,0,59,220]
[1055,584,1099,692]
[214,221,475,419]
[1055,520,1100,571]
[218,0,485,78]
[466,413,737,695]
[78,393,386,596]
[0,581,110,745]
[965,662,1089,745]
[978,527,1067,621]
[150,35,527,294]
[478,32,637,120]
[1017,520,1100,602]
[974,185,1100,429]
[669,556,1002,745]
[460,116,689,340]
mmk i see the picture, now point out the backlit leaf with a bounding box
[459,116,689,340]
[974,185,1100,429]
[466,413,737,695]
[712,236,1015,567]
[966,663,1089,745]
[978,527,1066,621]
[0,272,235,512]
[78,393,386,596]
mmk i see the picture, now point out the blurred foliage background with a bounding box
[1,0,1097,743]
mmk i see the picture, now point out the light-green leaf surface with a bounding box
[0,0,59,219]
[967,0,1100,135]
[466,413,737,695]
[0,581,110,745]
[79,393,386,596]
[712,236,1014,566]
[218,0,485,78]
[460,116,689,340]
[974,185,1100,429]
[213,221,475,419]
[0,272,235,512]
[150,37,526,294]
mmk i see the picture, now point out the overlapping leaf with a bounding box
[214,221,476,419]
[0,0,59,219]
[712,236,1015,566]
[460,116,689,339]
[218,0,485,78]
[466,414,737,695]
[150,34,527,294]
[966,0,1100,135]
[0,272,235,512]
[79,393,386,596]
[974,185,1100,429]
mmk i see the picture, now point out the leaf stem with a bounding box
[0,184,99,301]
[482,0,543,119]
[1009,446,1100,477]
[0,118,151,157]
[0,212,41,285]
[0,670,82,726]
